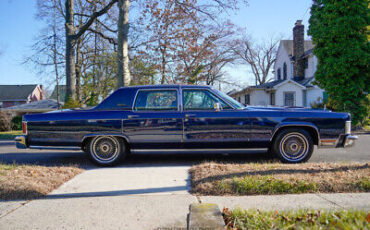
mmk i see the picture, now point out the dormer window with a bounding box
[283,63,287,80]
[277,68,281,80]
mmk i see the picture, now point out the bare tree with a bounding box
[64,0,117,101]
[233,36,278,85]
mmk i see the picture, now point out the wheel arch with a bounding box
[271,123,319,146]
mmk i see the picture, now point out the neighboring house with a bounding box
[50,85,66,103]
[0,84,44,108]
[229,20,324,107]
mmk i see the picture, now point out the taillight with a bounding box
[22,122,27,135]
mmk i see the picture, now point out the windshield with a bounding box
[213,88,245,109]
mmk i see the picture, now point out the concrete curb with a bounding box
[188,203,225,230]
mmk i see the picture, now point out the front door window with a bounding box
[183,90,231,110]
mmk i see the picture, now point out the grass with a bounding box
[190,162,370,195]
[0,130,22,139]
[0,163,83,200]
[223,208,370,230]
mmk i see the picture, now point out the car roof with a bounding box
[118,84,213,90]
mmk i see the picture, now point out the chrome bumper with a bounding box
[319,134,358,148]
[343,135,358,148]
[14,135,27,149]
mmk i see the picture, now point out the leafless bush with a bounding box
[0,111,12,131]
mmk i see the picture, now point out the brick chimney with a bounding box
[293,20,305,81]
[40,84,44,100]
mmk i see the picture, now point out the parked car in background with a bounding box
[15,85,357,166]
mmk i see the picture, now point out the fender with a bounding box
[270,122,320,143]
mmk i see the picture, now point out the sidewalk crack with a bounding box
[0,201,29,219]
[315,194,344,209]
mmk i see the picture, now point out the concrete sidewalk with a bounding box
[200,193,370,211]
[0,163,369,229]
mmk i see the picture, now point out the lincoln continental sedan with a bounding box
[15,85,357,166]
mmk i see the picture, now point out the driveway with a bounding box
[0,134,369,229]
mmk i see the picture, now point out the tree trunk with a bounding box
[117,0,131,88]
[65,0,76,101]
[75,39,82,103]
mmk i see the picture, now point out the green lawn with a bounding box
[0,130,22,140]
[223,208,369,230]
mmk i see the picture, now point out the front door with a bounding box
[182,88,250,149]
[122,89,183,149]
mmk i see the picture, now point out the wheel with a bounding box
[272,128,314,163]
[87,136,127,166]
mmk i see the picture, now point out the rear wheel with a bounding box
[272,128,314,163]
[87,136,127,166]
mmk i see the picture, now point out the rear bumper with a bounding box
[14,135,27,149]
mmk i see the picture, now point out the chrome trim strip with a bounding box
[131,148,268,153]
[29,146,81,150]
[345,121,351,135]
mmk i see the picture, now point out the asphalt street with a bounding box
[0,134,369,168]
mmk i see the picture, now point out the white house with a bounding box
[230,20,324,107]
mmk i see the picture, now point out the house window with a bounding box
[270,93,275,106]
[277,68,281,80]
[284,92,295,107]
[238,97,241,103]
[244,94,250,105]
[283,63,287,80]
[0,102,2,108]
[304,58,308,69]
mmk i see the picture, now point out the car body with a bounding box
[15,85,357,166]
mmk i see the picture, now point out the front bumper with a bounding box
[319,134,358,148]
[14,135,27,149]
[343,135,358,148]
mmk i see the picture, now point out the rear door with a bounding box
[122,88,183,149]
[182,88,250,149]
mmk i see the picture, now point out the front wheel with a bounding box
[272,128,314,163]
[87,136,127,166]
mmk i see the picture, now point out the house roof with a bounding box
[296,77,315,87]
[0,85,38,101]
[230,77,316,95]
[50,85,66,103]
[280,40,315,57]
[250,80,285,89]
[3,99,62,112]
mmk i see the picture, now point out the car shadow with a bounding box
[0,149,275,169]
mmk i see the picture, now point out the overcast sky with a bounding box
[0,0,312,92]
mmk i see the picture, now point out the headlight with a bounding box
[345,120,351,135]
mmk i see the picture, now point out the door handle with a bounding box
[128,115,140,119]
[185,114,196,118]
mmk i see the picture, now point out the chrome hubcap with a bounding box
[280,132,308,162]
[91,136,120,163]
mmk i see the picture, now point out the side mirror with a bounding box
[214,102,222,112]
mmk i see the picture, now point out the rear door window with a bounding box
[134,90,178,111]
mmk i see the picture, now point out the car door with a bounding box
[182,88,250,149]
[122,88,183,149]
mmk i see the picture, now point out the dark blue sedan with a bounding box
[15,85,357,166]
